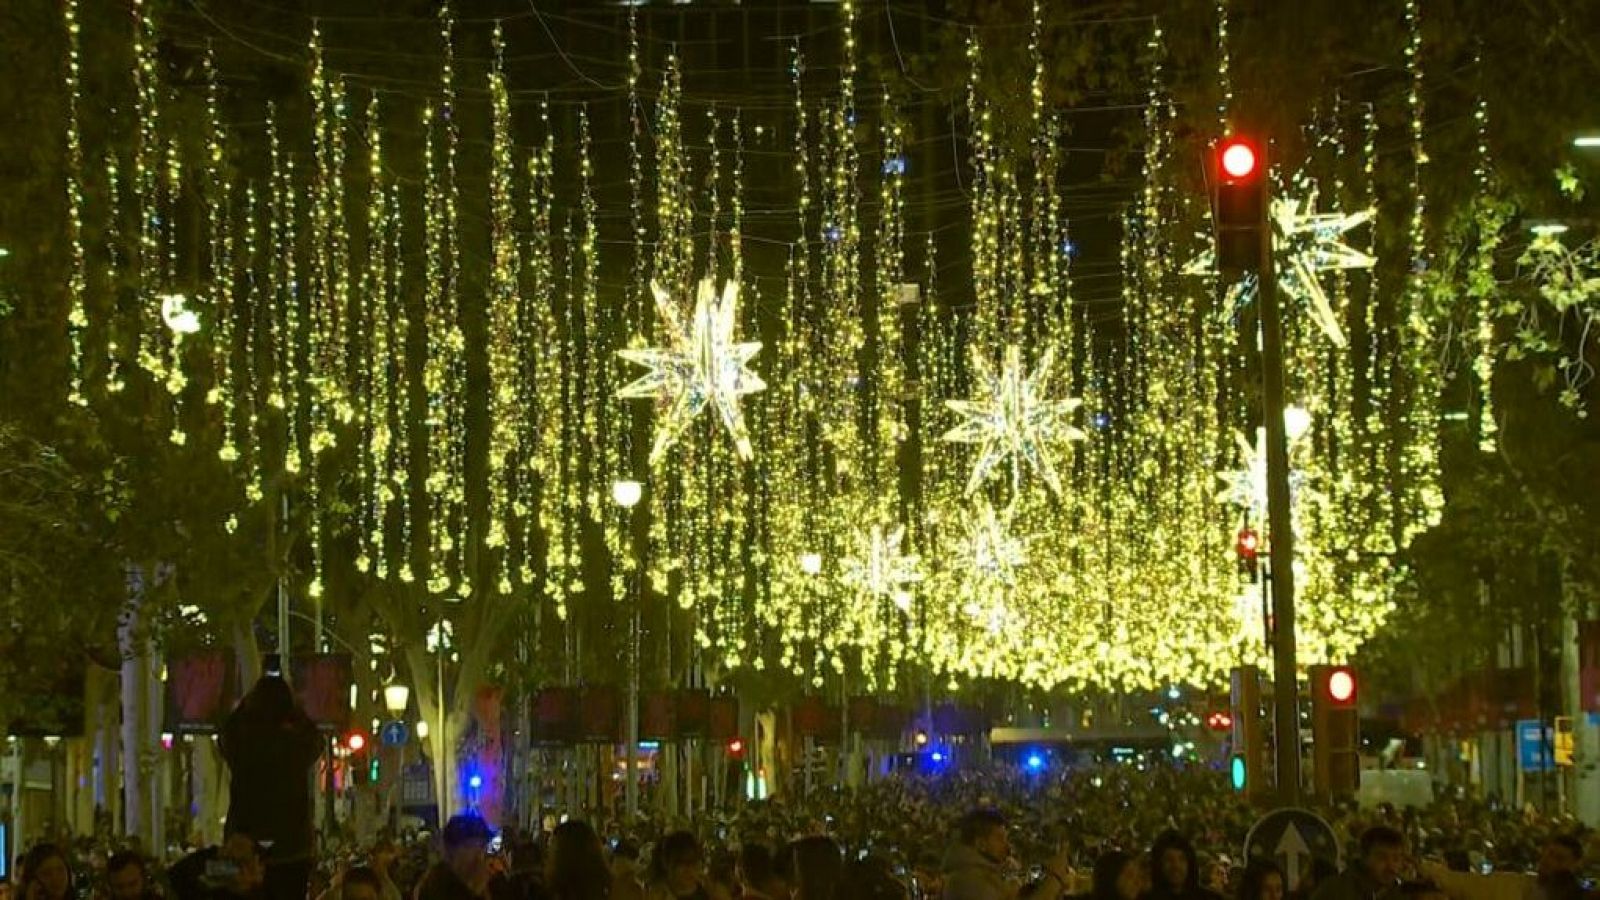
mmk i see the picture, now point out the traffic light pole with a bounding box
[1257,196,1303,807]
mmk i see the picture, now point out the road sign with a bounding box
[1244,808,1341,893]
[380,720,409,748]
[1517,719,1553,772]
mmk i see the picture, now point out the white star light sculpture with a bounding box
[942,345,1085,497]
[1216,412,1311,519]
[617,278,766,463]
[1185,192,1375,347]
[969,501,1026,585]
[843,524,922,612]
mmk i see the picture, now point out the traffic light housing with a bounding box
[1236,527,1260,581]
[1211,136,1267,277]
[1230,666,1266,798]
[1311,665,1360,798]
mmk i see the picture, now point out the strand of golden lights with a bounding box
[47,4,1466,696]
[1401,0,1444,538]
[1215,0,1232,134]
[63,0,87,406]
[1469,65,1503,453]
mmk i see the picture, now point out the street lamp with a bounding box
[1574,135,1600,149]
[611,479,643,509]
[612,478,644,819]
[415,720,429,740]
[1283,406,1312,443]
[384,684,411,716]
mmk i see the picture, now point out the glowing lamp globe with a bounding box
[611,479,643,509]
[383,683,411,715]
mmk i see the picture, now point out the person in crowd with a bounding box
[542,821,611,900]
[647,832,719,900]
[168,833,268,900]
[219,663,325,900]
[1237,862,1286,900]
[1,877,15,900]
[1092,852,1150,900]
[341,869,387,900]
[104,851,161,900]
[20,844,73,900]
[840,856,911,900]
[1422,835,1592,900]
[417,815,496,900]
[1310,827,1406,900]
[610,841,644,900]
[735,843,787,900]
[788,837,842,900]
[370,841,406,900]
[1148,831,1223,900]
[943,809,1074,900]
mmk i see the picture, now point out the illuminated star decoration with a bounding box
[617,277,766,463]
[843,523,922,613]
[1215,426,1308,520]
[942,345,1085,497]
[1184,191,1375,347]
[969,500,1026,585]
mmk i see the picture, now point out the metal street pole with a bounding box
[625,592,640,820]
[1257,186,1302,807]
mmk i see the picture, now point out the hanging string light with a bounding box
[63,0,87,405]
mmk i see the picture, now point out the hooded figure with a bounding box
[1147,832,1223,900]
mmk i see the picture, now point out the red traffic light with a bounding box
[1206,711,1234,732]
[726,737,746,757]
[1323,666,1357,706]
[346,732,368,753]
[1219,138,1259,180]
[1235,527,1259,559]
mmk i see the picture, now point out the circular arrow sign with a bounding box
[1243,808,1341,893]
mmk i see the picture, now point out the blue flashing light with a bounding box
[638,741,661,750]
[1026,753,1045,772]
[468,774,483,790]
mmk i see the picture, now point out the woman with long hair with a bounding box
[544,821,612,900]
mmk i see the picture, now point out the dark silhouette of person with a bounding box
[220,662,325,900]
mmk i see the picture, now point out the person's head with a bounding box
[220,834,266,896]
[1093,851,1148,900]
[957,809,1010,865]
[1238,861,1285,900]
[441,815,494,889]
[1359,827,1406,886]
[839,856,909,900]
[653,832,704,897]
[1537,836,1583,880]
[241,673,298,721]
[105,852,147,900]
[737,842,786,898]
[613,839,641,874]
[545,821,611,900]
[341,867,384,900]
[370,839,399,875]
[788,837,843,900]
[1151,831,1197,893]
[22,844,72,900]
[1,877,14,900]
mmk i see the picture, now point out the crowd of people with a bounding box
[3,762,1593,900]
[5,676,1592,900]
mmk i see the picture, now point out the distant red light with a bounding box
[1326,668,1356,705]
[1236,527,1259,557]
[346,732,368,752]
[727,738,746,756]
[1220,140,1258,180]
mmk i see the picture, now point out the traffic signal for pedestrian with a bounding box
[1211,136,1267,276]
[1230,666,1266,799]
[726,737,746,758]
[1310,665,1360,798]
